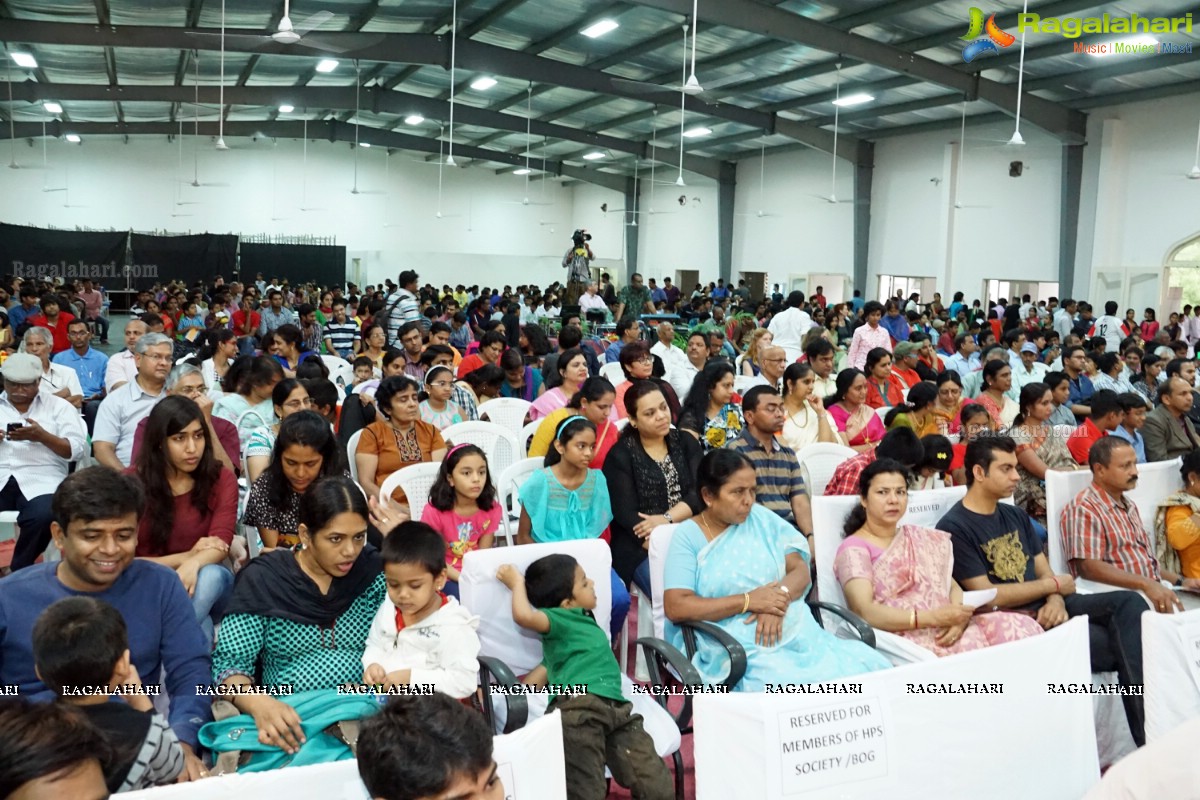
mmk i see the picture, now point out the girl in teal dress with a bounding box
[663,450,890,690]
[516,415,629,638]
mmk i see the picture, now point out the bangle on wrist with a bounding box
[741,592,751,614]
[1051,575,1061,594]
[911,609,918,630]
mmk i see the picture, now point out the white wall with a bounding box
[732,147,854,292]
[869,120,1063,304]
[0,135,577,289]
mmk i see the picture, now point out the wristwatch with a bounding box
[1175,576,1184,587]
[664,511,674,523]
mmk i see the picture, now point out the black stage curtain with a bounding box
[239,243,346,289]
[0,223,127,286]
[129,233,237,291]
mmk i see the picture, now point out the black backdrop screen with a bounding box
[130,233,237,291]
[239,244,346,288]
[0,223,127,285]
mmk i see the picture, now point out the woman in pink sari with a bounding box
[825,368,884,453]
[528,347,589,421]
[833,459,1042,656]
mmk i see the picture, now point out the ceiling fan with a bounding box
[737,142,782,219]
[811,64,866,206]
[507,86,553,207]
[187,1,357,54]
[951,101,992,209]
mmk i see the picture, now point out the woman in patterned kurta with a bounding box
[834,460,1042,656]
[214,477,388,734]
[678,360,743,452]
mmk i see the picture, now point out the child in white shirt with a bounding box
[362,522,481,699]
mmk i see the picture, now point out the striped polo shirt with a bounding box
[727,427,807,526]
[324,320,360,355]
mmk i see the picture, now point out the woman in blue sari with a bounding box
[663,450,889,690]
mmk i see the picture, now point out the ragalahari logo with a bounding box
[961,8,1016,62]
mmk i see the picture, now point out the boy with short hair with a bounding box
[358,693,503,800]
[362,522,481,699]
[32,596,185,792]
[497,555,672,800]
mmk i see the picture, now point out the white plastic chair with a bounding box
[321,354,354,389]
[458,540,685,793]
[495,457,543,547]
[600,361,627,387]
[795,441,855,498]
[875,405,891,422]
[518,420,541,456]
[478,398,532,438]
[345,429,363,483]
[441,420,522,477]
[811,489,970,665]
[1126,457,1183,536]
[379,462,442,522]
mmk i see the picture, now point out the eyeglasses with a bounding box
[634,357,654,365]
[140,353,173,363]
[427,381,453,388]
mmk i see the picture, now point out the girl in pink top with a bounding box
[419,444,501,598]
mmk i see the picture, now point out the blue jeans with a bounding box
[610,568,631,640]
[88,315,110,341]
[632,557,652,598]
[193,564,235,642]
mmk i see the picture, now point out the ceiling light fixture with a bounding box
[470,76,497,91]
[10,53,37,69]
[832,93,874,107]
[513,168,532,175]
[315,59,339,73]
[582,152,606,160]
[359,142,371,148]
[404,114,425,125]
[581,19,619,38]
[43,102,62,114]
[278,104,295,113]
[64,134,81,143]
[682,126,712,138]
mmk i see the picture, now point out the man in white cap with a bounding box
[0,353,88,571]
[1013,341,1049,392]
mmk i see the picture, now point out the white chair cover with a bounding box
[692,618,1099,800]
[1141,607,1200,742]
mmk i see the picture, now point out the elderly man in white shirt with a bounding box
[22,326,82,409]
[1012,342,1049,391]
[665,329,710,403]
[105,317,147,393]
[0,353,88,571]
[650,322,689,373]
[579,281,609,317]
[92,332,172,469]
[767,290,817,362]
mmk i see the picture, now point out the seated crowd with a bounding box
[1,272,1198,798]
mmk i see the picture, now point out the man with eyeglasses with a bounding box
[53,319,108,435]
[750,345,789,392]
[92,333,173,470]
[128,363,239,475]
[0,353,88,572]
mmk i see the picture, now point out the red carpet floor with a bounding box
[607,593,697,799]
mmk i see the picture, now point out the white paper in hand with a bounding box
[961,588,998,608]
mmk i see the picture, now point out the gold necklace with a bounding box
[788,401,810,427]
[698,512,721,541]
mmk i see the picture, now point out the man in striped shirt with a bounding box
[727,386,813,542]
[1060,436,1200,613]
[322,300,360,359]
[383,269,420,347]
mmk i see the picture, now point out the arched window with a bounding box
[1167,236,1200,267]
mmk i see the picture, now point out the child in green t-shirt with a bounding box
[497,555,673,800]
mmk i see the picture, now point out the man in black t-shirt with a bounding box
[936,435,1148,746]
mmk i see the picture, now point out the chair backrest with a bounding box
[1045,468,1094,573]
[321,355,354,388]
[647,523,681,640]
[477,397,533,438]
[812,486,968,614]
[496,457,544,544]
[519,420,541,456]
[345,429,363,483]
[600,362,627,386]
[379,461,442,521]
[459,539,613,675]
[441,420,522,478]
[1127,457,1183,536]
[875,405,891,421]
[796,442,855,498]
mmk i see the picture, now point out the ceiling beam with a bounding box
[623,0,1086,142]
[0,80,730,180]
[0,20,866,161]
[1064,78,1200,111]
